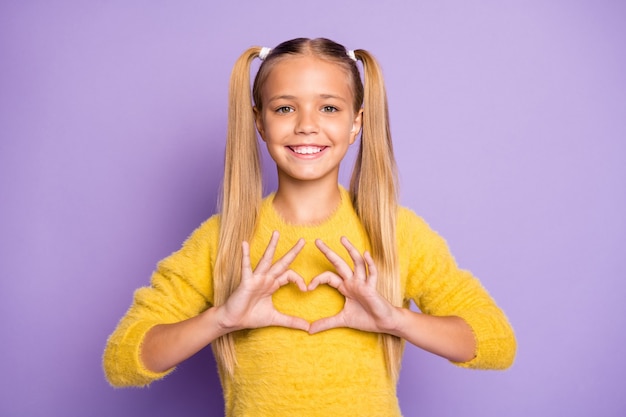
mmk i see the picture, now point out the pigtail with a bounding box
[351,49,404,382]
[212,46,263,376]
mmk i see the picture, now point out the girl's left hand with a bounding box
[308,237,400,334]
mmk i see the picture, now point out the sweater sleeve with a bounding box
[103,216,219,387]
[400,209,516,370]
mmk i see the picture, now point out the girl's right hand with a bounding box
[215,231,309,332]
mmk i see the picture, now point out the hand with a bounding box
[216,231,310,332]
[308,237,399,334]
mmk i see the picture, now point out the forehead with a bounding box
[261,55,353,100]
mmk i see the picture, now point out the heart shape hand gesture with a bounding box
[218,231,398,336]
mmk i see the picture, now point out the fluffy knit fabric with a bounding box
[103,187,516,416]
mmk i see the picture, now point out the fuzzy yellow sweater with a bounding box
[104,188,516,416]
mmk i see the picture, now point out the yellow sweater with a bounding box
[103,188,516,416]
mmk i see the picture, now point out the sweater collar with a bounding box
[261,186,354,231]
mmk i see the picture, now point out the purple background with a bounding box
[1,1,625,416]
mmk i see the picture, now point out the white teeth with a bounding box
[291,146,323,155]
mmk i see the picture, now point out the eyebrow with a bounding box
[267,95,296,102]
[320,94,347,102]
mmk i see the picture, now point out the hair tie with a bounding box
[347,50,357,62]
[259,47,272,61]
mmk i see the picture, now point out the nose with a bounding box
[295,108,319,135]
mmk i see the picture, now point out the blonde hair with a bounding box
[213,38,403,381]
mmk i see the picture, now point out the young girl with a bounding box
[104,38,516,416]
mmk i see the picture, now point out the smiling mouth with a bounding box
[289,145,326,155]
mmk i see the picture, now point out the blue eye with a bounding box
[322,106,338,113]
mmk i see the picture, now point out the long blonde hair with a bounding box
[213,38,403,381]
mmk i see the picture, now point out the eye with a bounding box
[275,106,294,114]
[321,105,338,113]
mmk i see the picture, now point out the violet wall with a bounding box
[1,1,625,416]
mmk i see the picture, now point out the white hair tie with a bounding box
[259,47,272,61]
[347,50,357,62]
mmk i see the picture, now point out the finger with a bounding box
[269,238,305,275]
[340,236,367,280]
[255,231,280,272]
[308,271,344,291]
[241,241,252,277]
[309,314,344,334]
[315,239,353,278]
[363,251,378,287]
[272,312,310,332]
[275,270,308,292]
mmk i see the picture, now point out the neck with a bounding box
[273,177,342,225]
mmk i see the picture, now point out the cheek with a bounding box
[263,123,285,141]
[262,122,293,147]
[334,120,356,141]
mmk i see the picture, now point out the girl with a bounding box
[104,38,516,416]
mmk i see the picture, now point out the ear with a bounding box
[349,108,363,145]
[253,106,266,141]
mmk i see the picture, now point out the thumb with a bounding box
[272,312,310,332]
[308,314,343,334]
